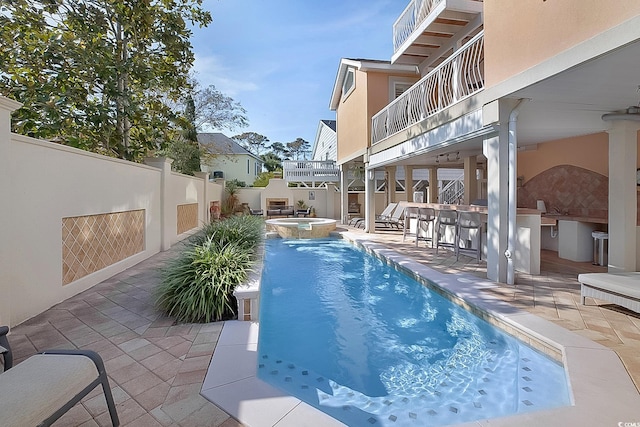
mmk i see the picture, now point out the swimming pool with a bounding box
[258,238,570,426]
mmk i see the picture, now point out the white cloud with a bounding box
[193,54,259,96]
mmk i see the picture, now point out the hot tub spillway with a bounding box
[265,218,337,239]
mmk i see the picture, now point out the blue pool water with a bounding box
[258,239,570,426]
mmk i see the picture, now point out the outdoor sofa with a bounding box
[266,205,295,218]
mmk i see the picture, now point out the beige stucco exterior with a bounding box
[336,66,419,163]
[336,68,370,162]
[484,0,640,87]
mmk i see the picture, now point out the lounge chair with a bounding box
[249,207,263,216]
[0,326,120,426]
[348,202,398,228]
[347,203,398,227]
[578,272,640,314]
[375,204,405,229]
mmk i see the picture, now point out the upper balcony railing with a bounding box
[372,31,484,145]
[394,0,444,52]
[282,160,340,187]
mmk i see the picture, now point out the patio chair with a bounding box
[376,204,405,229]
[348,202,398,228]
[435,209,458,254]
[456,211,482,261]
[296,208,311,217]
[0,326,120,426]
[249,207,263,216]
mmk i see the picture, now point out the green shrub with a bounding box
[157,237,253,322]
[190,214,263,249]
[157,215,263,323]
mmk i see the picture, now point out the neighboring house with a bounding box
[331,0,640,284]
[198,133,262,186]
[311,119,337,161]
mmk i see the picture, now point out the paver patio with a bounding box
[3,225,639,426]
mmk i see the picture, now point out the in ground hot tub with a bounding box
[266,218,337,239]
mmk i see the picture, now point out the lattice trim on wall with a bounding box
[177,203,198,235]
[62,210,145,285]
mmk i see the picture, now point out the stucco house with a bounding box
[198,133,263,186]
[331,0,640,284]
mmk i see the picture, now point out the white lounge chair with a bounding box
[348,202,398,228]
[578,272,640,314]
[376,204,405,229]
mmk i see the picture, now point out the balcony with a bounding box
[282,160,340,188]
[372,31,484,145]
[393,0,483,67]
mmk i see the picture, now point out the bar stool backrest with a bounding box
[418,207,435,221]
[437,209,457,225]
[458,211,482,229]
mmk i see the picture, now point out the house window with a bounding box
[247,159,250,174]
[388,76,417,102]
[342,68,355,100]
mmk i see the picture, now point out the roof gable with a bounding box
[197,133,261,161]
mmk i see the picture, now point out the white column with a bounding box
[483,100,515,283]
[405,166,414,202]
[364,165,375,232]
[606,119,640,272]
[340,164,349,224]
[0,96,22,327]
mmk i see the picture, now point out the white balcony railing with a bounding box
[372,31,484,145]
[393,0,444,52]
[282,160,340,187]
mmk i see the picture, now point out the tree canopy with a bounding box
[286,137,311,160]
[232,132,269,156]
[0,0,212,162]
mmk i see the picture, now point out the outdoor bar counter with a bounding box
[403,203,543,274]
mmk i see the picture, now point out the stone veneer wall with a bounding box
[62,210,145,285]
[177,203,199,235]
[517,164,608,219]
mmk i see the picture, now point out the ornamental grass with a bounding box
[157,215,263,323]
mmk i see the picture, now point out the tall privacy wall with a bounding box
[0,96,222,327]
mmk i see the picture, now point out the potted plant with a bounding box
[309,207,317,218]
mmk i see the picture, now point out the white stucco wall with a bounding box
[2,134,163,327]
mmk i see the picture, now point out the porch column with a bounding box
[340,164,349,224]
[428,167,438,203]
[364,165,376,232]
[604,118,640,272]
[405,166,414,202]
[386,165,396,204]
[463,155,478,204]
[483,99,516,283]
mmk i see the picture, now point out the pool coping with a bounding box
[201,231,640,427]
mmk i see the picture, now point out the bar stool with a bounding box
[416,207,436,248]
[435,209,458,255]
[456,211,482,262]
[402,207,420,242]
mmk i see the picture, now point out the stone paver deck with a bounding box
[3,225,640,426]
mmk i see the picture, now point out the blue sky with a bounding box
[190,0,407,147]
